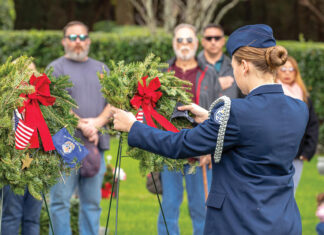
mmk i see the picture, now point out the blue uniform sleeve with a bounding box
[128,105,240,159]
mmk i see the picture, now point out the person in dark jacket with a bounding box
[154,23,221,235]
[276,56,319,194]
[113,24,307,235]
[197,24,240,99]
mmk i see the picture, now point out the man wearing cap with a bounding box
[198,24,239,99]
[156,23,221,235]
[112,24,306,235]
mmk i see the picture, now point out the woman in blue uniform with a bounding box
[113,24,308,235]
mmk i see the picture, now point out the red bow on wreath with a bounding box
[18,74,56,151]
[130,76,179,133]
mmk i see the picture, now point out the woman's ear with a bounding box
[241,60,249,75]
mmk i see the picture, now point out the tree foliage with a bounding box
[0,0,15,30]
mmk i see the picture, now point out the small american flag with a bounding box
[15,120,35,150]
[14,110,22,129]
[136,108,144,123]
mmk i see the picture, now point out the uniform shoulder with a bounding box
[208,97,241,130]
[209,96,232,116]
[286,96,308,112]
[230,98,249,111]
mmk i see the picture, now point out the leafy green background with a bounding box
[0,30,323,149]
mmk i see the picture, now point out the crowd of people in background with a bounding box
[0,20,320,235]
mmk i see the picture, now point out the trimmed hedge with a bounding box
[0,30,323,149]
[0,30,174,68]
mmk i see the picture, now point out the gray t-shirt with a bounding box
[47,56,110,150]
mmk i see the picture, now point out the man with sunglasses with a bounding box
[198,24,239,99]
[47,21,114,235]
[157,23,221,235]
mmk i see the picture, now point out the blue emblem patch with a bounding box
[214,106,225,124]
[62,141,75,154]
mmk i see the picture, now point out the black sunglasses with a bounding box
[176,37,193,43]
[204,36,223,41]
[65,34,89,41]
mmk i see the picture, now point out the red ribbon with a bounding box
[130,76,179,133]
[18,74,56,151]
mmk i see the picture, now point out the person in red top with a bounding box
[158,23,220,235]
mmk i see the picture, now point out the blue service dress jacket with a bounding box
[128,84,309,235]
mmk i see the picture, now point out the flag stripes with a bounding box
[15,120,34,150]
[136,109,144,123]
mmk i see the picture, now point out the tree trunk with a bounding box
[116,0,134,25]
[163,0,179,33]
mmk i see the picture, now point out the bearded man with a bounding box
[157,24,221,235]
[47,21,114,235]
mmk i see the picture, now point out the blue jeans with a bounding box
[158,164,212,235]
[292,159,303,195]
[49,152,106,235]
[317,222,324,235]
[1,185,43,235]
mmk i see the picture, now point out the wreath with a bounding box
[100,54,196,174]
[0,56,78,200]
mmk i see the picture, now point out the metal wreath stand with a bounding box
[103,134,170,235]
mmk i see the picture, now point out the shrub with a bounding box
[0,30,323,151]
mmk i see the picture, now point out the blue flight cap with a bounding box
[226,24,276,56]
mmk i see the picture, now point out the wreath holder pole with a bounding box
[104,134,170,235]
[114,135,123,235]
[150,172,170,235]
[105,134,123,235]
[42,191,54,235]
[0,187,3,235]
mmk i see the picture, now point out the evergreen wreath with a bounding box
[100,54,196,174]
[0,56,78,200]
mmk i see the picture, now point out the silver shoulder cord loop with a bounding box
[208,96,231,163]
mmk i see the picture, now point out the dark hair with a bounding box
[202,24,224,34]
[317,193,324,205]
[63,21,89,36]
[233,45,288,74]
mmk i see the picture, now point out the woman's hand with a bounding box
[178,103,209,123]
[113,109,137,132]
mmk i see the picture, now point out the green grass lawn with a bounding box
[296,155,324,235]
[100,137,324,235]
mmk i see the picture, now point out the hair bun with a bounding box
[265,46,288,69]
